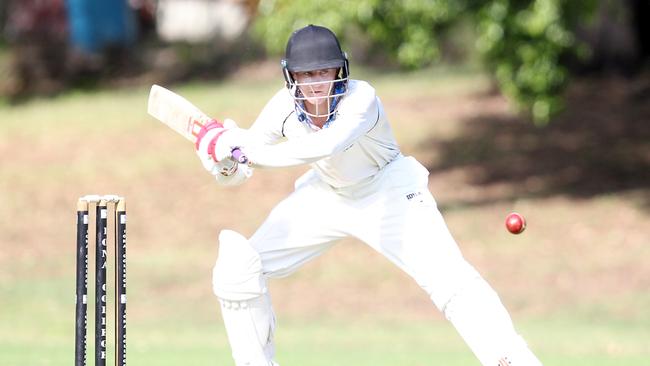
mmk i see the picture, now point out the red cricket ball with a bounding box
[505,212,526,234]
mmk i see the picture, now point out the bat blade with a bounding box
[147,84,213,143]
[146,84,249,164]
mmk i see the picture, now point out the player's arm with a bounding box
[194,88,295,185]
[240,82,379,168]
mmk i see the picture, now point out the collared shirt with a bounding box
[246,80,401,189]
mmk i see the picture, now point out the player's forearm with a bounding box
[245,123,364,168]
[245,141,332,168]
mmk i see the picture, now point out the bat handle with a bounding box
[231,148,248,164]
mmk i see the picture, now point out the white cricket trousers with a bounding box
[215,155,542,366]
[251,155,473,300]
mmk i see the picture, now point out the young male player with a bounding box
[195,24,543,366]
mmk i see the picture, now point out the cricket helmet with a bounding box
[282,24,348,73]
[281,25,349,120]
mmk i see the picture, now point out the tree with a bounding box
[253,0,598,124]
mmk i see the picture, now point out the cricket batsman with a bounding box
[195,24,543,366]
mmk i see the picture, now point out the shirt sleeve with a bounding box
[245,81,380,168]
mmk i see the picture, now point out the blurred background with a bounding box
[0,1,648,365]
[2,0,649,121]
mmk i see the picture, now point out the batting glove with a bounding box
[196,119,236,176]
[213,127,250,163]
[214,162,253,186]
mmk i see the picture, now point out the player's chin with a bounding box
[305,96,327,105]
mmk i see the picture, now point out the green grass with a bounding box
[0,65,648,365]
[1,284,648,366]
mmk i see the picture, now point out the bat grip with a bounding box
[231,148,248,164]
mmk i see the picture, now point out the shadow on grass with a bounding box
[424,75,650,210]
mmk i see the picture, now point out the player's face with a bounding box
[291,68,338,106]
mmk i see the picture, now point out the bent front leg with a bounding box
[212,230,278,366]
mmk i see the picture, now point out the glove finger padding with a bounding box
[215,163,253,186]
[196,126,241,176]
[195,118,252,182]
[222,118,238,129]
[196,149,239,176]
[213,127,251,162]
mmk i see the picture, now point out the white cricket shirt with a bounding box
[246,80,401,189]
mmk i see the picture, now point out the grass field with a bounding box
[0,64,648,365]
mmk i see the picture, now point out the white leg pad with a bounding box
[213,229,267,301]
[211,230,278,365]
[219,294,277,366]
[442,277,543,366]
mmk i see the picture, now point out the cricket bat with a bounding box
[147,84,247,163]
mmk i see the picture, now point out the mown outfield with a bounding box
[0,65,648,365]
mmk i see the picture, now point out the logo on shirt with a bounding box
[406,191,422,200]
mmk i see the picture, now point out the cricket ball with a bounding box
[505,212,526,234]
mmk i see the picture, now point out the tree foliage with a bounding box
[253,0,597,124]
